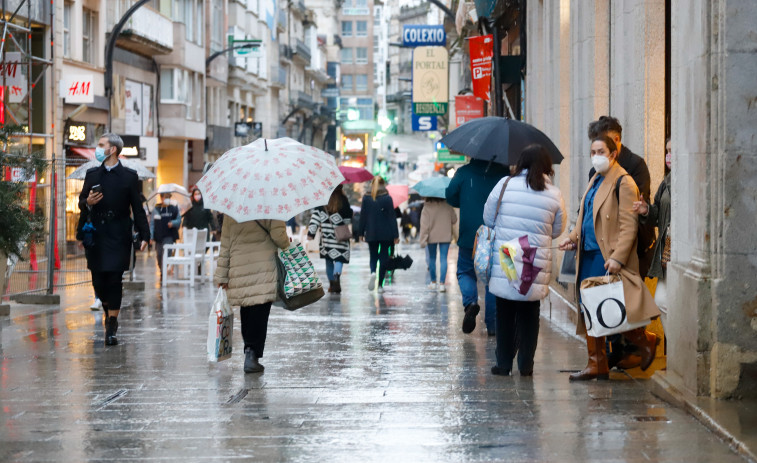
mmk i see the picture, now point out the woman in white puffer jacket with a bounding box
[482,145,566,377]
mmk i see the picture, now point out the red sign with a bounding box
[455,95,484,127]
[468,35,494,101]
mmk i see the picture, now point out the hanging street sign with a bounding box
[402,25,446,47]
[228,36,263,58]
[412,46,449,116]
[411,113,437,131]
[436,142,466,163]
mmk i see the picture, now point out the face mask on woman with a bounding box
[665,151,672,169]
[591,155,611,175]
[193,194,202,202]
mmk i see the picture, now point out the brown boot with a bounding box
[616,354,642,370]
[622,328,658,371]
[327,281,335,293]
[569,334,610,381]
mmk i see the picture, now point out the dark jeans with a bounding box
[240,302,272,358]
[368,240,393,287]
[91,271,123,313]
[495,297,540,373]
[457,246,496,332]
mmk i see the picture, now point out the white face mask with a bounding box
[591,155,611,175]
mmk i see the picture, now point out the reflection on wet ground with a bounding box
[0,244,746,462]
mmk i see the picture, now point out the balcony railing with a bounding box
[294,39,311,64]
[297,91,315,109]
[119,6,173,53]
[277,8,287,30]
[279,44,293,61]
[270,66,287,87]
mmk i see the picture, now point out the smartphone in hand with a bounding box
[91,184,103,194]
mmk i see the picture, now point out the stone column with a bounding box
[667,0,757,398]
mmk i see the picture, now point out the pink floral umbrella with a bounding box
[196,138,345,222]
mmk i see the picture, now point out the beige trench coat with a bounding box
[569,162,660,327]
[214,217,290,307]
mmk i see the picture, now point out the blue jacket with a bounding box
[445,159,509,249]
[358,191,399,242]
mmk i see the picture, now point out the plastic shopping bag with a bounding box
[207,288,234,362]
[579,274,650,337]
[473,225,496,284]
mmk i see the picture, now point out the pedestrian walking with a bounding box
[483,145,566,376]
[77,133,150,345]
[150,192,181,277]
[214,217,290,373]
[419,197,457,292]
[633,138,672,329]
[358,176,399,293]
[446,159,509,335]
[307,184,353,294]
[559,135,659,381]
[182,187,216,233]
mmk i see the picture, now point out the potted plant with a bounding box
[0,124,46,298]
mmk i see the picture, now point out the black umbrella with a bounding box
[439,117,564,165]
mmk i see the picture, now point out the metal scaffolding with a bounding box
[1,0,57,298]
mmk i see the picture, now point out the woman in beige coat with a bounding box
[214,216,290,373]
[420,197,457,292]
[559,135,659,381]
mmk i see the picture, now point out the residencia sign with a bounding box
[412,46,449,116]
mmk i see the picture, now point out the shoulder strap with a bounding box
[614,174,629,204]
[254,219,271,237]
[493,176,512,223]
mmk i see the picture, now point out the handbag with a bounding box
[207,288,234,362]
[334,223,351,241]
[276,241,325,310]
[579,274,651,337]
[473,176,512,283]
[661,226,671,269]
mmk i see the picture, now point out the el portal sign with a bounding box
[412,46,449,116]
[402,25,446,47]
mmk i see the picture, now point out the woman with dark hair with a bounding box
[633,138,672,329]
[307,184,353,293]
[483,144,566,376]
[358,176,399,293]
[182,187,216,233]
[419,197,457,292]
[559,136,660,381]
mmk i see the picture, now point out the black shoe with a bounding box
[462,303,480,334]
[244,348,264,373]
[491,366,511,376]
[105,316,118,346]
[520,370,533,377]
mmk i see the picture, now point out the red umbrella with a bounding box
[339,166,374,184]
[386,184,409,208]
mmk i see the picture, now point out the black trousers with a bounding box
[240,302,272,358]
[495,297,540,373]
[368,240,393,287]
[91,271,123,314]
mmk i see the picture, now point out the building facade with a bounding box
[524,0,757,399]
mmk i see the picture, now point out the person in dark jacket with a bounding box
[308,185,353,293]
[182,187,216,233]
[359,176,399,293]
[446,159,509,335]
[151,192,181,275]
[77,133,150,345]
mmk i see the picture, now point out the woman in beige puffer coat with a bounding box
[214,216,290,373]
[419,198,457,292]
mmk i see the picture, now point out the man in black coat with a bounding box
[77,133,150,345]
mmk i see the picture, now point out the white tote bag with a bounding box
[207,288,234,362]
[579,274,650,337]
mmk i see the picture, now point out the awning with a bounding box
[69,147,95,160]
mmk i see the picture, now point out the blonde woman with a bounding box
[358,177,399,293]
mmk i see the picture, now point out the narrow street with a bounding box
[0,244,744,462]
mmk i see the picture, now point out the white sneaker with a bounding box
[90,298,102,311]
[439,284,446,293]
[368,273,376,291]
[377,287,384,294]
[427,282,437,291]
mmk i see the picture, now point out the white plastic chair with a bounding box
[162,229,207,286]
[204,240,221,282]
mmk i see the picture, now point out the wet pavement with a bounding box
[0,243,747,462]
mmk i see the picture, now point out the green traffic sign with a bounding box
[437,148,466,163]
[413,102,448,115]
